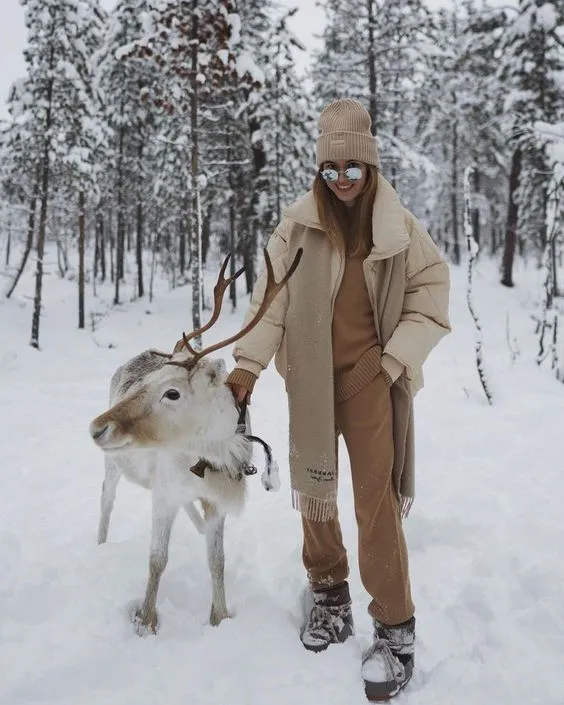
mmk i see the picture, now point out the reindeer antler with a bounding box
[169,247,303,368]
[172,253,246,356]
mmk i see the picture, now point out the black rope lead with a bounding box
[189,397,280,491]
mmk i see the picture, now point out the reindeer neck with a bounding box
[162,433,249,469]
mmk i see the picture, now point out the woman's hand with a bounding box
[228,383,251,405]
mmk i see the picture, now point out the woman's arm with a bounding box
[383,212,451,380]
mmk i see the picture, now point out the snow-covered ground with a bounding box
[1,252,563,705]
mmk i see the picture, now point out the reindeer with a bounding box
[89,249,302,634]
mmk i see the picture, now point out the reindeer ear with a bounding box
[172,338,185,354]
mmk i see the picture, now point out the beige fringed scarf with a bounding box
[283,224,415,522]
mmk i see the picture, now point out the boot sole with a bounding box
[364,663,413,701]
[302,640,331,653]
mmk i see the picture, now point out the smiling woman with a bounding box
[226,97,451,701]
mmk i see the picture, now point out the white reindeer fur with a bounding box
[90,348,253,633]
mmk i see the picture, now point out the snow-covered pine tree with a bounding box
[250,8,316,227]
[535,119,564,380]
[75,0,107,329]
[18,0,104,347]
[312,0,433,204]
[498,0,564,287]
[1,77,42,299]
[416,2,508,264]
[94,0,158,304]
[235,4,316,292]
[120,0,261,342]
[459,1,508,256]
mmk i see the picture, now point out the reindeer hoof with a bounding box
[209,607,230,626]
[131,605,159,636]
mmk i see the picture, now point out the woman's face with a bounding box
[320,160,367,204]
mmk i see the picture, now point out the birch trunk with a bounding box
[30,53,54,349]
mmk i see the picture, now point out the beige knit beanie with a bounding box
[316,99,380,168]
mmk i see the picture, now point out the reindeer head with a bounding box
[89,247,302,456]
[89,353,236,454]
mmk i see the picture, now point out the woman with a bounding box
[226,99,451,701]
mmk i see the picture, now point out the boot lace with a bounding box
[362,638,405,683]
[307,603,348,641]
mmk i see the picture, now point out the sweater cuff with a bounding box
[226,368,258,394]
[381,353,404,385]
[334,345,382,403]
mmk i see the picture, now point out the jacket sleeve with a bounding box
[231,219,291,378]
[383,212,451,380]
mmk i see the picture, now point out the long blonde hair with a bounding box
[312,164,379,257]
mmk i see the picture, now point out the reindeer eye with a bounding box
[163,389,180,401]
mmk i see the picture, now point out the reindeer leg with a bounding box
[183,501,205,534]
[133,491,179,636]
[98,459,120,544]
[201,501,229,626]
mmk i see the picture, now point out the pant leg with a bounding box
[335,373,414,625]
[301,510,349,590]
[301,433,349,590]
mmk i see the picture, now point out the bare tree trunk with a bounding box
[6,170,40,299]
[201,201,212,265]
[56,231,69,278]
[190,0,202,347]
[450,119,460,265]
[30,66,54,349]
[78,190,86,329]
[245,81,268,295]
[367,0,378,135]
[464,167,492,404]
[94,207,105,282]
[149,230,159,304]
[114,122,125,304]
[537,229,556,367]
[110,219,115,283]
[229,198,236,311]
[501,147,522,288]
[179,202,187,276]
[4,215,11,267]
[471,168,481,247]
[114,117,125,306]
[94,214,99,280]
[100,212,106,282]
[274,63,282,225]
[136,142,144,298]
[552,236,559,298]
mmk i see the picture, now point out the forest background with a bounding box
[0,0,562,384]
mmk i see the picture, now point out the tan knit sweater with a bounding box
[332,255,381,401]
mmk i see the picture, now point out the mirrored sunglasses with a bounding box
[320,166,363,182]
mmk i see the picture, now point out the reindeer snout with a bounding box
[90,414,132,452]
[90,421,110,441]
[89,415,119,447]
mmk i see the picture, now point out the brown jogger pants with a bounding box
[301,373,414,626]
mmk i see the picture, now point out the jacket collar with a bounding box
[283,175,410,259]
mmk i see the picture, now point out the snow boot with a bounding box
[300,581,354,652]
[362,616,415,701]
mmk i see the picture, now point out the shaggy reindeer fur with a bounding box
[90,348,255,633]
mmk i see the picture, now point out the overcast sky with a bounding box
[0,0,515,120]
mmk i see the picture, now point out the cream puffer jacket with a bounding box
[231,176,451,394]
